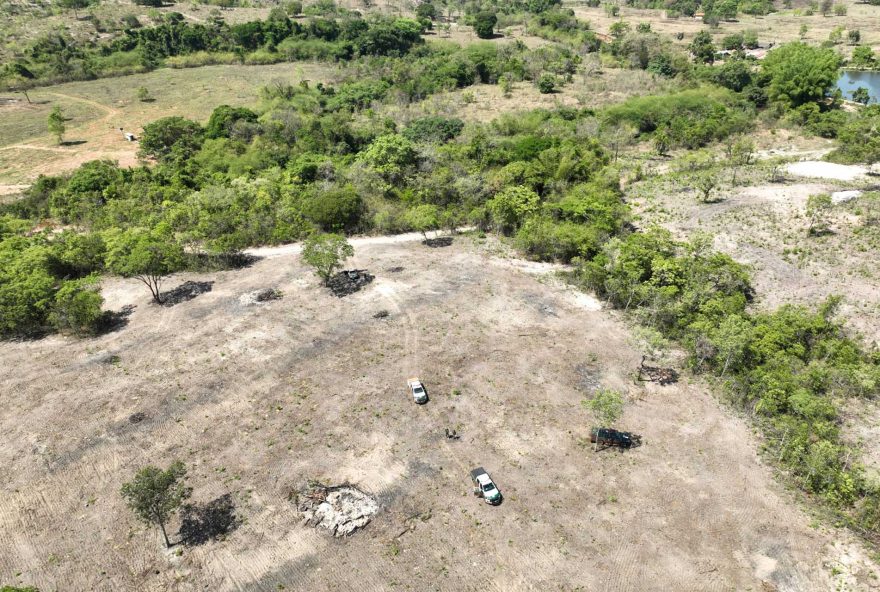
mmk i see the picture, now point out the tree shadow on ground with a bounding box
[160,281,214,307]
[178,493,241,546]
[60,140,87,146]
[97,304,135,334]
[187,252,262,272]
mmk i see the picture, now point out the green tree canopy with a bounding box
[301,185,363,232]
[761,42,841,108]
[47,106,65,145]
[301,233,354,285]
[105,228,185,303]
[851,45,875,68]
[852,87,871,105]
[404,204,440,239]
[138,116,204,162]
[584,387,624,427]
[488,185,540,234]
[689,30,716,64]
[0,239,56,338]
[356,134,418,182]
[205,105,259,139]
[121,461,191,548]
[48,275,105,336]
[473,11,498,39]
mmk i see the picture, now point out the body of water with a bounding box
[837,69,880,103]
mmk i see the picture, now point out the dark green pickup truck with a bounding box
[590,427,639,448]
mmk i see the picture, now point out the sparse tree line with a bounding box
[0,11,426,91]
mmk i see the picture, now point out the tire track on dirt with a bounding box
[45,91,120,121]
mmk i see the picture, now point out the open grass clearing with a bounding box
[380,68,679,126]
[0,61,341,184]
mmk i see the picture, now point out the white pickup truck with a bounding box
[407,378,428,404]
[470,467,502,505]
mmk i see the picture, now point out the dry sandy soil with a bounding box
[0,233,876,591]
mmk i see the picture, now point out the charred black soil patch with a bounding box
[327,270,374,297]
[423,237,453,248]
[160,281,214,306]
[128,412,147,424]
[637,357,679,385]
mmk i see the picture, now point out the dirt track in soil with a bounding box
[0,234,875,591]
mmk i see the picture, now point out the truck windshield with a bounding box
[483,483,495,492]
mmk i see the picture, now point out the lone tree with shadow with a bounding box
[105,227,185,304]
[47,106,65,145]
[301,233,353,285]
[121,461,191,548]
[404,204,440,241]
[473,10,497,39]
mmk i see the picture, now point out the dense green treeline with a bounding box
[0,95,635,336]
[0,12,426,88]
[0,30,857,340]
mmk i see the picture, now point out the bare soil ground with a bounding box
[1,234,875,591]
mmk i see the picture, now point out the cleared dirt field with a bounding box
[1,234,875,591]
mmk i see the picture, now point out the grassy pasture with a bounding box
[0,61,340,184]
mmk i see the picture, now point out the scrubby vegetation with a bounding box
[579,227,880,534]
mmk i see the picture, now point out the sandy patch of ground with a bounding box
[785,161,869,181]
[832,189,863,204]
[0,235,874,591]
[0,184,28,199]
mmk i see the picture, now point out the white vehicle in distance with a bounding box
[407,378,428,404]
